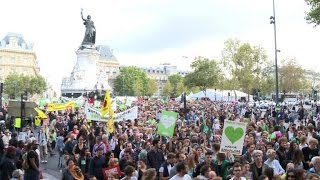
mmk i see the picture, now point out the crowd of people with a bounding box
[0,98,320,180]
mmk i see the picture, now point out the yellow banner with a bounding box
[35,108,47,119]
[47,101,75,112]
[14,118,21,128]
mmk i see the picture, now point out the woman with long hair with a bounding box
[292,149,305,169]
[73,135,86,156]
[141,168,156,180]
[62,158,84,180]
[186,153,196,177]
[77,147,91,178]
[114,136,125,159]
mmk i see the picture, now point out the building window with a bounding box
[11,57,16,64]
[153,70,155,73]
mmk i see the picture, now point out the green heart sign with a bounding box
[225,126,244,144]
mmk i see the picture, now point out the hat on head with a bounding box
[12,169,24,178]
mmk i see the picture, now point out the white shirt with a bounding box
[169,174,192,180]
[264,159,285,175]
[2,135,11,148]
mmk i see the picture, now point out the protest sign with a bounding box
[157,110,178,137]
[220,120,246,155]
[85,104,138,122]
[102,165,121,180]
[47,101,75,111]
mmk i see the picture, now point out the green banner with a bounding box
[157,110,178,137]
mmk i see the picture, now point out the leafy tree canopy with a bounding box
[184,56,221,96]
[4,73,47,99]
[306,0,320,26]
[113,66,157,96]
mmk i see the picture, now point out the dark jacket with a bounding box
[250,163,265,180]
[193,161,215,178]
[62,168,75,180]
[276,147,289,169]
[89,155,106,180]
[147,149,165,171]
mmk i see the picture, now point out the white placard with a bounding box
[220,120,246,155]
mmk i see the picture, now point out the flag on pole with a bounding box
[107,100,115,133]
[35,108,47,119]
[101,90,111,116]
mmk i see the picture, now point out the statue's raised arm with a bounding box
[81,8,85,21]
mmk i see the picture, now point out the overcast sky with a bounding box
[0,0,319,92]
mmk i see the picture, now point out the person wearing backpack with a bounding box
[23,142,40,180]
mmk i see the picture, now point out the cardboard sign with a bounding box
[102,165,121,179]
[220,120,246,155]
[157,110,178,137]
[47,101,75,111]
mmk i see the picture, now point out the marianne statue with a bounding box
[81,9,96,45]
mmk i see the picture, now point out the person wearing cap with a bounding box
[11,169,23,180]
[2,129,11,148]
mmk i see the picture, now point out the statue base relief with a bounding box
[61,47,107,98]
[79,42,95,50]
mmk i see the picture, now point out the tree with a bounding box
[184,56,221,96]
[279,59,308,93]
[162,81,172,97]
[4,73,47,99]
[167,74,185,97]
[221,38,268,99]
[305,0,320,26]
[146,79,158,96]
[113,66,155,96]
[259,65,276,96]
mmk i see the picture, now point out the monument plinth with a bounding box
[61,10,112,98]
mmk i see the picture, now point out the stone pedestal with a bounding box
[61,45,115,98]
[61,48,99,97]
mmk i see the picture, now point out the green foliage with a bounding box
[221,38,268,96]
[167,74,185,97]
[146,79,158,96]
[305,0,320,26]
[162,81,172,97]
[279,59,308,93]
[184,56,221,95]
[113,66,156,96]
[4,73,47,99]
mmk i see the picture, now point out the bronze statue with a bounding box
[81,9,96,45]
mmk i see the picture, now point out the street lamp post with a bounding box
[215,88,217,101]
[122,75,124,96]
[270,0,280,106]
